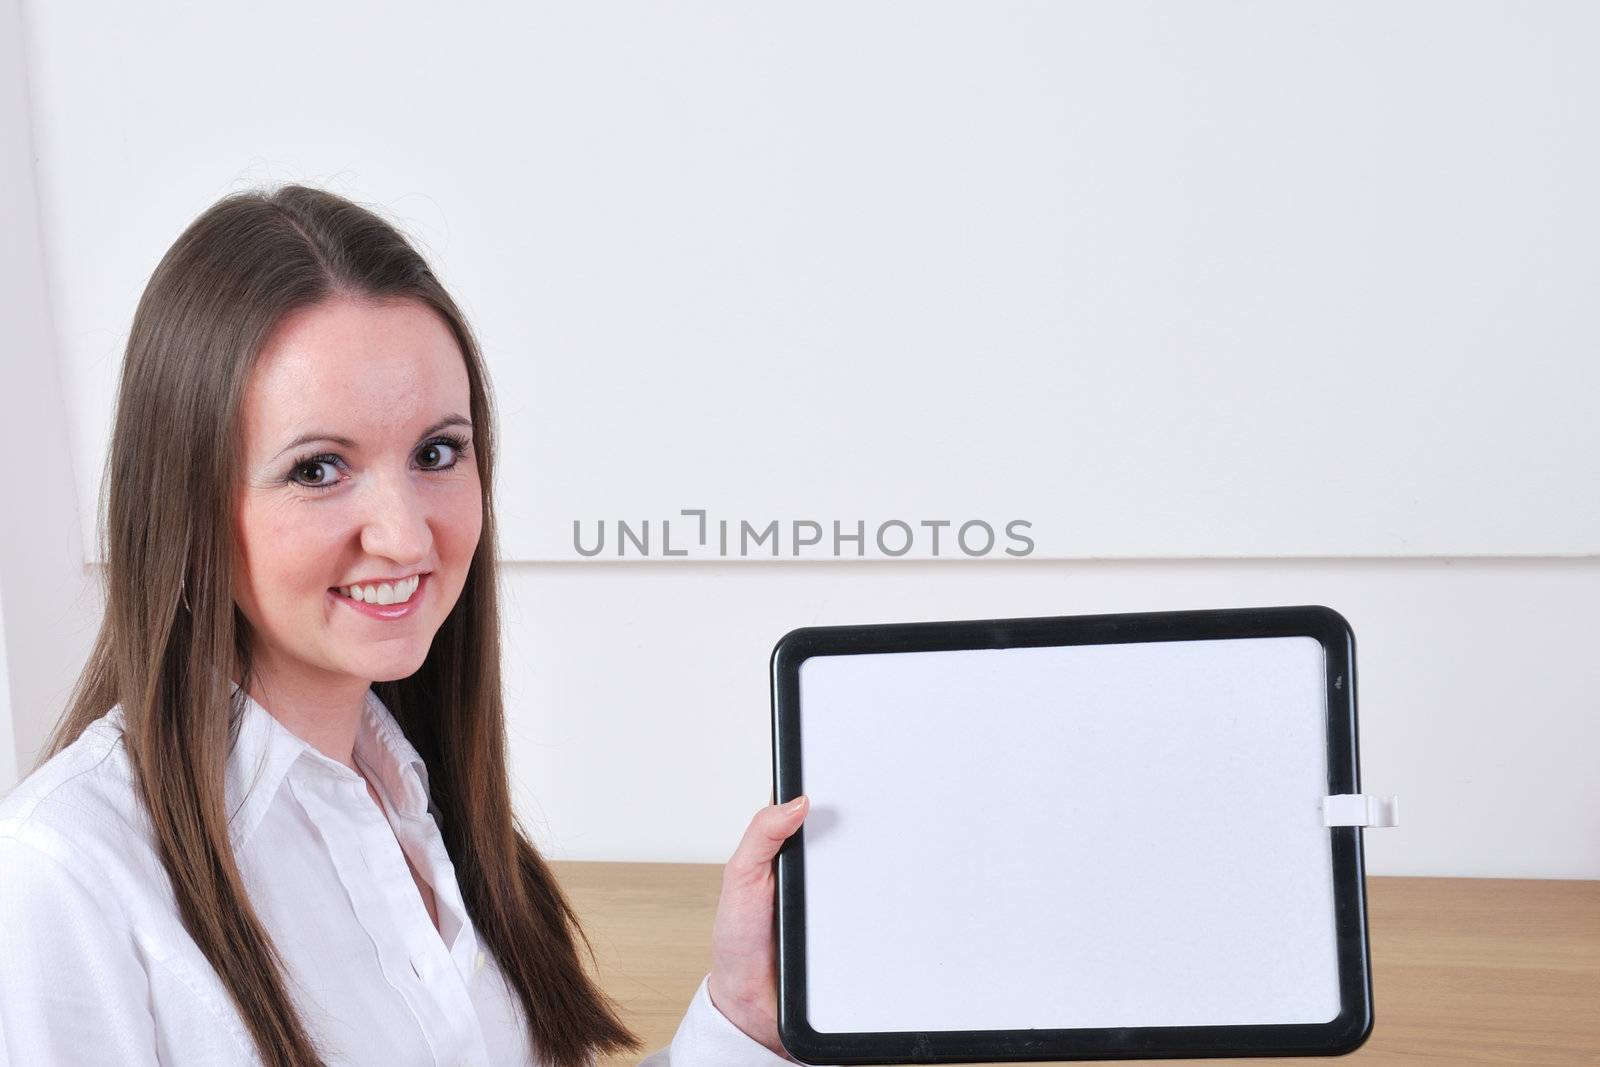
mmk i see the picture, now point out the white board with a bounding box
[771,606,1372,1063]
[801,637,1335,1030]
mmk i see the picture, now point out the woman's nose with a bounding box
[356,472,434,565]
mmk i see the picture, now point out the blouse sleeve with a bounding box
[636,972,807,1066]
[0,834,162,1066]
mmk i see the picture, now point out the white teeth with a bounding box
[338,574,420,606]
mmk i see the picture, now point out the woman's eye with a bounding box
[286,438,467,491]
[418,441,458,469]
[292,459,340,488]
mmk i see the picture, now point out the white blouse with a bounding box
[0,683,797,1066]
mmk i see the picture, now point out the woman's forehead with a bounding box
[242,297,469,446]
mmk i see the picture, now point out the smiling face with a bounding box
[232,295,483,694]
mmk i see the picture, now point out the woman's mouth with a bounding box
[329,573,427,619]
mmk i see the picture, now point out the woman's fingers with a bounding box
[723,796,809,890]
[707,797,813,1055]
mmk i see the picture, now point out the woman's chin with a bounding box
[365,651,431,683]
[333,641,431,684]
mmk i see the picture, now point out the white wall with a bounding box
[20,1,1600,564]
[500,558,1598,879]
[1,0,100,797]
[4,2,1596,877]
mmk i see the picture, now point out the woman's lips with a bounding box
[328,573,427,620]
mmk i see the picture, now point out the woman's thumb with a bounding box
[727,796,810,881]
[777,795,808,818]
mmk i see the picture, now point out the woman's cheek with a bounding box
[446,482,484,558]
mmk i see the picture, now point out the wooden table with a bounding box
[554,865,1599,1066]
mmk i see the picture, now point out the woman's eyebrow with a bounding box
[271,414,472,461]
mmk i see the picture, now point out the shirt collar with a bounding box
[225,679,432,850]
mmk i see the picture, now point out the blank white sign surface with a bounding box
[797,636,1337,1033]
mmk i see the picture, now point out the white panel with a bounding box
[0,587,16,793]
[797,636,1337,1032]
[20,1,1600,562]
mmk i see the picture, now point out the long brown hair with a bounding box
[40,185,639,1067]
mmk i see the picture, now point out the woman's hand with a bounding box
[707,795,810,1061]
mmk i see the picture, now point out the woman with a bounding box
[0,185,815,1066]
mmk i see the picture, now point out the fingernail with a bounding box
[784,796,807,812]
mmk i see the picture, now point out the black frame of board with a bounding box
[769,604,1373,1064]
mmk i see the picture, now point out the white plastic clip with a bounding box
[1322,794,1400,828]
